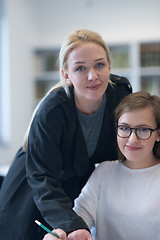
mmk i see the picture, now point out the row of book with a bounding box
[141,76,160,96]
[34,43,160,73]
[140,43,160,67]
[34,50,60,72]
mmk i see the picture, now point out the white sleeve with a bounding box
[73,162,106,229]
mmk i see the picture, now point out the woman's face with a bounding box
[62,42,111,113]
[117,107,160,169]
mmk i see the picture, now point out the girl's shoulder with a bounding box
[94,160,120,175]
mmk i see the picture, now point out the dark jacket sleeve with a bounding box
[109,73,132,109]
[25,93,89,234]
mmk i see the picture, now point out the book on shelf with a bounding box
[44,52,59,71]
[109,45,130,69]
[35,80,57,101]
[34,49,59,73]
[140,43,160,67]
[141,76,160,96]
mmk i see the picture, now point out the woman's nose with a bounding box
[88,68,98,81]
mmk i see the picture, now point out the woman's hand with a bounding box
[67,229,94,240]
[43,228,67,240]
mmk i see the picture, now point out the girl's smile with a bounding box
[125,145,142,151]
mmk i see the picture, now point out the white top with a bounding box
[74,161,160,240]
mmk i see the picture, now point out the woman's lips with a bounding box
[126,145,142,151]
[87,84,101,90]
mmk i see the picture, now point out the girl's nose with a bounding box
[128,130,139,142]
[88,68,98,81]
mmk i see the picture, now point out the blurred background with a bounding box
[0,0,160,173]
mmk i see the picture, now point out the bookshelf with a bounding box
[110,44,130,69]
[139,42,160,95]
[33,48,60,106]
[33,41,160,106]
[110,41,160,95]
[140,42,160,67]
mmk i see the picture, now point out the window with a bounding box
[0,0,10,145]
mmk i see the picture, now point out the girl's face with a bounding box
[117,107,160,169]
[62,42,111,113]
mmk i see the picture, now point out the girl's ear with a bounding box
[61,69,72,85]
[156,129,160,142]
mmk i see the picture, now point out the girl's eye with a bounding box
[76,66,85,72]
[138,128,148,133]
[119,126,130,132]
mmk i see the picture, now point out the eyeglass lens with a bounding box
[117,126,153,140]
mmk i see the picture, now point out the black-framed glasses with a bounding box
[116,125,158,140]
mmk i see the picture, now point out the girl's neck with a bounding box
[123,156,160,170]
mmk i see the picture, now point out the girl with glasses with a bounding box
[44,91,160,240]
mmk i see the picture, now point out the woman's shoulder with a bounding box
[36,86,75,117]
[109,73,132,91]
[41,87,69,107]
[105,74,132,110]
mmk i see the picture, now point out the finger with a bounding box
[68,229,94,240]
[43,229,67,240]
[43,233,57,240]
[53,228,67,238]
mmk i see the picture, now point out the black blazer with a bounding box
[0,74,132,239]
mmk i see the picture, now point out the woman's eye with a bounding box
[76,66,85,72]
[96,62,104,68]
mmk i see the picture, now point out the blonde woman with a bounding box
[0,29,132,240]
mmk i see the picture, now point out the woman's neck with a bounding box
[75,95,103,115]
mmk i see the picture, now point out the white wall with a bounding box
[0,0,160,167]
[0,0,37,165]
[29,0,160,45]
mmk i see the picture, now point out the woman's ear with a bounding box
[108,59,111,71]
[61,69,72,85]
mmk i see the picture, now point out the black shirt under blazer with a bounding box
[0,74,132,239]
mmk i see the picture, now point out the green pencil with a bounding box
[35,220,60,239]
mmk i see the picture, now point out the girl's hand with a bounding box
[43,228,67,240]
[67,229,94,240]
